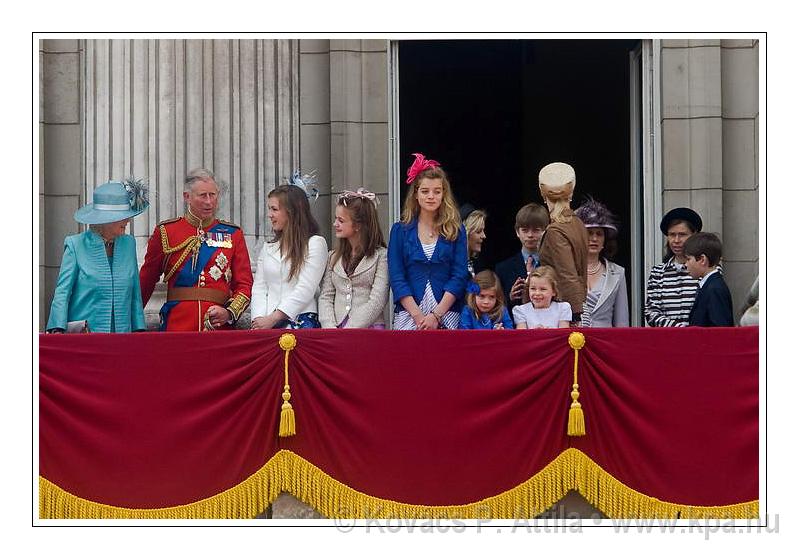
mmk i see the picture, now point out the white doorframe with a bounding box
[388,41,401,225]
[642,39,664,305]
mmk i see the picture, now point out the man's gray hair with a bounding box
[184,168,218,193]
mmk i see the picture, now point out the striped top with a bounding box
[644,257,699,327]
[580,280,604,328]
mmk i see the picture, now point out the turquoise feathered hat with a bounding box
[74,179,150,225]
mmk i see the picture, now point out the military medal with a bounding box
[207,232,233,249]
[215,253,228,271]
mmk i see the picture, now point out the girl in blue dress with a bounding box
[459,270,514,330]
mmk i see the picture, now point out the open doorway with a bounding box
[398,39,641,310]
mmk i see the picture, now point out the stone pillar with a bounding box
[659,39,759,318]
[299,39,333,244]
[720,39,759,317]
[660,39,724,236]
[299,39,391,325]
[299,39,390,240]
[40,40,82,332]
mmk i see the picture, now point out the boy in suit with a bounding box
[495,203,550,308]
[684,232,734,327]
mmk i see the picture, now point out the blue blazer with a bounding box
[46,230,146,333]
[387,218,470,314]
[688,271,734,327]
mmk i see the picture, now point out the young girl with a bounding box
[512,265,571,329]
[251,174,328,329]
[388,153,469,330]
[459,270,514,330]
[318,188,389,328]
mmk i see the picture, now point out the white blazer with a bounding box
[251,235,328,320]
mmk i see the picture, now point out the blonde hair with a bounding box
[522,265,559,304]
[463,209,487,258]
[401,167,461,241]
[466,270,505,323]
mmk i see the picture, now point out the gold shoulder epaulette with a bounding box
[158,216,182,226]
[217,219,241,229]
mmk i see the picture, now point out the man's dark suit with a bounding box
[495,252,533,309]
[688,271,734,327]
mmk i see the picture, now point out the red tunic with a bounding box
[140,214,253,331]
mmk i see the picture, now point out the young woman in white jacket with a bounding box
[250,183,328,329]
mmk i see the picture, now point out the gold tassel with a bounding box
[278,333,297,437]
[567,331,586,437]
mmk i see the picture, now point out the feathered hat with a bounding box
[74,178,149,225]
[575,197,619,239]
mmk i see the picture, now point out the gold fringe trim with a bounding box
[39,452,283,519]
[39,449,758,520]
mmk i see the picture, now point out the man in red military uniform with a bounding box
[140,168,253,331]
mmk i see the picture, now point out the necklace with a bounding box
[588,261,602,275]
[420,225,437,240]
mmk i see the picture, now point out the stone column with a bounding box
[299,39,390,241]
[40,40,82,332]
[720,39,759,317]
[659,39,759,317]
[660,39,724,236]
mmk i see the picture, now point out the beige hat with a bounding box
[538,162,576,202]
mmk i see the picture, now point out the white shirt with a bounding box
[698,267,719,289]
[251,235,328,320]
[512,301,572,328]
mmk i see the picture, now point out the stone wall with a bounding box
[299,39,391,325]
[660,39,759,317]
[40,40,82,332]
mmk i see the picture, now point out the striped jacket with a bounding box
[644,257,699,327]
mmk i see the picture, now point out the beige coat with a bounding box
[318,247,389,328]
[538,210,589,316]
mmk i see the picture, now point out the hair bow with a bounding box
[289,170,320,201]
[338,188,379,207]
[467,281,481,295]
[405,152,441,185]
[122,177,149,212]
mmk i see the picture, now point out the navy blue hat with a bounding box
[660,207,702,235]
[459,203,477,222]
[74,179,149,225]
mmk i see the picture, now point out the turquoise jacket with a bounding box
[46,230,146,333]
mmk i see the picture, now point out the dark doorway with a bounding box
[399,39,640,284]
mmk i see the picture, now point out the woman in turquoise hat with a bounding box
[46,179,149,333]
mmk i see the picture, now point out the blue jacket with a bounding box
[387,218,469,313]
[46,230,146,333]
[459,306,514,330]
[688,271,734,327]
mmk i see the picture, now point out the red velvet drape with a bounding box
[39,327,758,509]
